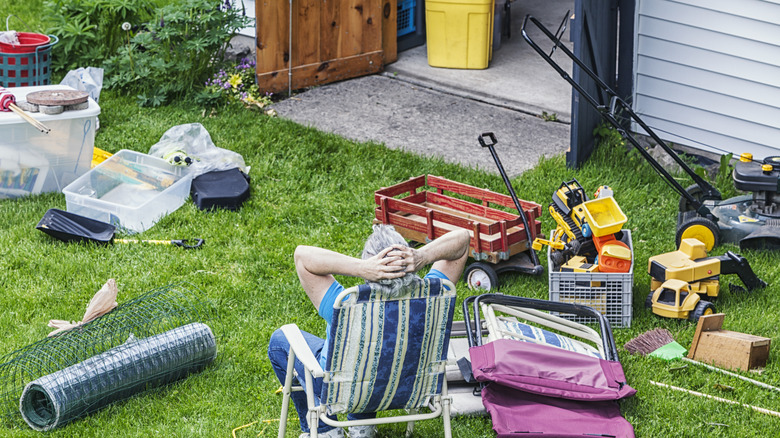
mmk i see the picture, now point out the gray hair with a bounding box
[362,224,422,296]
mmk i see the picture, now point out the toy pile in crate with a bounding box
[533,180,634,327]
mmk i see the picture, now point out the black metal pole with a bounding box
[478,133,542,270]
[521,14,722,219]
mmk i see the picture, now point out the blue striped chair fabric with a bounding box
[277,277,456,438]
[323,277,456,414]
[494,319,603,359]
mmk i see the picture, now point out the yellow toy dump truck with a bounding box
[645,238,767,321]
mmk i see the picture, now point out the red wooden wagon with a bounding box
[374,175,544,290]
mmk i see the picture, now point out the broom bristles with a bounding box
[624,328,677,355]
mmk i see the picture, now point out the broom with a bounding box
[625,328,780,392]
[624,328,688,360]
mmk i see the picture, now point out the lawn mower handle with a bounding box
[520,14,722,219]
[478,132,542,270]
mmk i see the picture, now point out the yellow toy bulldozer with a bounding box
[535,179,632,273]
[645,238,767,321]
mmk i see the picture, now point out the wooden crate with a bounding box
[374,175,542,264]
[256,0,397,94]
[688,313,771,371]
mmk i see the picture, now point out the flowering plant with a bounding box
[201,58,275,115]
[103,0,251,107]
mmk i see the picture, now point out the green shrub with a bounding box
[104,0,251,107]
[45,0,156,73]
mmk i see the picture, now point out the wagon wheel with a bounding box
[465,262,499,291]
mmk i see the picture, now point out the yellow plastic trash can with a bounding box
[425,0,494,69]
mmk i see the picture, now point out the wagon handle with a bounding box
[477,133,543,274]
[477,132,497,148]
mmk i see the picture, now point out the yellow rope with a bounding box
[231,421,257,438]
[231,419,280,438]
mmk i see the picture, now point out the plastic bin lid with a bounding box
[0,85,100,125]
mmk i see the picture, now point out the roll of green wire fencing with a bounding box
[0,283,215,427]
[19,322,216,431]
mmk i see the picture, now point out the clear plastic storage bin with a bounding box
[0,85,99,199]
[63,150,193,233]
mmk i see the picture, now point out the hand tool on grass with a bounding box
[625,328,780,392]
[36,208,204,249]
[112,237,205,248]
[0,86,51,133]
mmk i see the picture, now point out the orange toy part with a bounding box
[593,234,632,273]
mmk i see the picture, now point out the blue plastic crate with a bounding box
[397,0,416,37]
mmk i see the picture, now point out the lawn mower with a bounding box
[522,14,780,252]
[645,238,766,321]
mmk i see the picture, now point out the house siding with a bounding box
[633,0,780,159]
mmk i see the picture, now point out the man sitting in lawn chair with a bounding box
[268,225,470,438]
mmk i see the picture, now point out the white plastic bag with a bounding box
[0,31,19,45]
[60,67,104,103]
[60,67,104,129]
[148,123,249,178]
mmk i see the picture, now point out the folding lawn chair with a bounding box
[277,277,457,438]
[468,294,613,359]
[461,294,636,437]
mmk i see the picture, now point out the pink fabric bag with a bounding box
[470,339,636,437]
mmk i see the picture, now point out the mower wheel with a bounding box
[690,300,715,322]
[465,262,499,291]
[678,184,705,213]
[676,216,719,251]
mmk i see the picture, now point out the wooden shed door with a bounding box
[256,0,397,94]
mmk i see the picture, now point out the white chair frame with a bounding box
[277,281,455,438]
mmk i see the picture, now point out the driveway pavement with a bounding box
[270,0,575,177]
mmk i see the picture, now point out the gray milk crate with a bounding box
[548,230,633,328]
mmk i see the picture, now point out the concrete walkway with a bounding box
[270,0,575,177]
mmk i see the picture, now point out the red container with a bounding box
[0,32,51,54]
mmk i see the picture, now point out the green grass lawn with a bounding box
[2,2,780,437]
